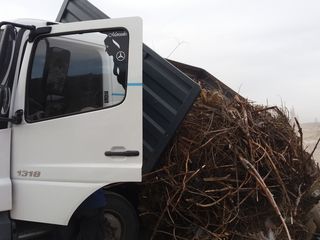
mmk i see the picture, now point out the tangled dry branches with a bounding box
[139,90,319,240]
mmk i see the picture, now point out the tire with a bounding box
[103,191,139,240]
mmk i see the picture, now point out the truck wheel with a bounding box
[104,191,139,240]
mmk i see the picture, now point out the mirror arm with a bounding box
[0,110,23,124]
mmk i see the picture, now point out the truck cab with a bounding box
[0,18,142,239]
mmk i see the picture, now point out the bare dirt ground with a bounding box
[302,122,320,163]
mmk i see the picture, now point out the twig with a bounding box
[239,156,292,240]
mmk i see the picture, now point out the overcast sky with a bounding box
[1,0,319,122]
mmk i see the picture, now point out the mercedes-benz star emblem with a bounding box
[116,51,126,61]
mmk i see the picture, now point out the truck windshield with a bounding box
[0,25,15,86]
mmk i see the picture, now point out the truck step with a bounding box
[17,230,51,240]
[15,221,54,240]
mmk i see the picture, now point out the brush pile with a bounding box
[139,89,320,240]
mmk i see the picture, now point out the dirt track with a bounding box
[302,123,320,162]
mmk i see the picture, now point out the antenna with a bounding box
[167,40,186,58]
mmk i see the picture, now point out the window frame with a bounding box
[24,27,130,123]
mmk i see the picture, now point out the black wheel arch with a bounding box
[104,183,140,209]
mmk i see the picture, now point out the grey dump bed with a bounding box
[57,0,200,173]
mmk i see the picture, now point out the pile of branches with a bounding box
[139,90,320,240]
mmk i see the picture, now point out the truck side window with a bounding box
[26,29,129,122]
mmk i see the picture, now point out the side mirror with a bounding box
[0,86,10,115]
[0,86,4,111]
[0,24,15,118]
[0,87,22,124]
[0,25,15,83]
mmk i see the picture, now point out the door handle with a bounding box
[105,150,140,157]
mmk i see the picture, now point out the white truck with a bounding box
[0,0,207,239]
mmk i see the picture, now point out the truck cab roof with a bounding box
[11,19,56,28]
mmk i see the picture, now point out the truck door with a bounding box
[10,18,143,225]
